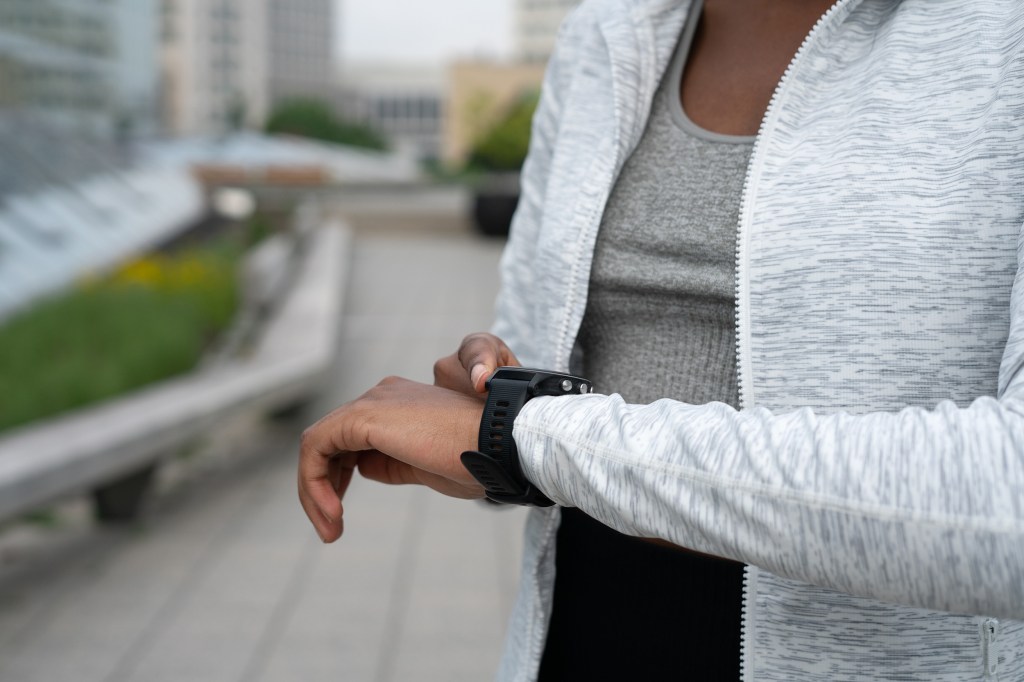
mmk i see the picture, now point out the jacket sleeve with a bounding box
[513,233,1024,620]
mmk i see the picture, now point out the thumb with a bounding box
[458,333,521,393]
[470,363,490,392]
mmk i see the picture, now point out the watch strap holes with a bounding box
[496,400,510,407]
[491,421,504,429]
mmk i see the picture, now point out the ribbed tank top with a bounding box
[540,1,755,678]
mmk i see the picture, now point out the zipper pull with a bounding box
[982,618,1000,680]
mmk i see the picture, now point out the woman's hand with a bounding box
[297,376,486,543]
[433,332,521,395]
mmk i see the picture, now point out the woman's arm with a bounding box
[512,253,1024,618]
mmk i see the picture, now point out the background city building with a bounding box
[267,0,334,106]
[161,0,336,137]
[442,59,545,166]
[111,0,161,136]
[426,0,579,167]
[0,0,161,136]
[515,0,578,63]
[338,63,445,162]
[160,0,270,136]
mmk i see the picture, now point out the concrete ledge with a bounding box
[0,220,352,522]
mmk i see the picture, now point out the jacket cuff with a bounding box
[513,394,601,507]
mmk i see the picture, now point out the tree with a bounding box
[467,91,540,172]
[265,99,387,151]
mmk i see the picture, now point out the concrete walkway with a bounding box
[0,225,526,681]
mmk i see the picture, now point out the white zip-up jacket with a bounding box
[491,0,1024,679]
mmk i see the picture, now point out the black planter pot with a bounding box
[471,173,521,237]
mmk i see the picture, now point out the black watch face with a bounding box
[489,367,545,382]
[488,367,593,396]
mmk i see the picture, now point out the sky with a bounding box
[336,0,513,65]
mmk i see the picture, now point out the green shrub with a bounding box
[467,91,540,172]
[0,244,240,432]
[265,99,388,151]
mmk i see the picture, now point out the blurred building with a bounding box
[0,0,197,321]
[161,0,269,136]
[435,0,577,167]
[515,0,579,63]
[442,60,545,166]
[338,63,444,163]
[0,0,160,137]
[267,0,334,106]
[161,0,336,137]
[111,0,161,136]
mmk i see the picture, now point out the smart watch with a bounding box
[461,367,593,506]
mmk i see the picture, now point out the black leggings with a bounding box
[537,508,745,681]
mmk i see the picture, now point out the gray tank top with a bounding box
[578,0,754,408]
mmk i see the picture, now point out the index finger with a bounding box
[298,420,359,542]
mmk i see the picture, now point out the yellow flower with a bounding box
[114,258,163,288]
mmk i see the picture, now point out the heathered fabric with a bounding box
[490,0,1024,681]
[578,0,751,409]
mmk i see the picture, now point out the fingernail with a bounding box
[471,364,487,388]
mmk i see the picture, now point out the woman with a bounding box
[298,0,1024,679]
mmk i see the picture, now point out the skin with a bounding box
[297,375,485,543]
[298,0,836,544]
[298,333,520,543]
[682,0,837,136]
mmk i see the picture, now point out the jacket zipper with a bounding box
[733,1,856,678]
[982,618,1000,680]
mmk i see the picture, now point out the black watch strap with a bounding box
[461,367,592,506]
